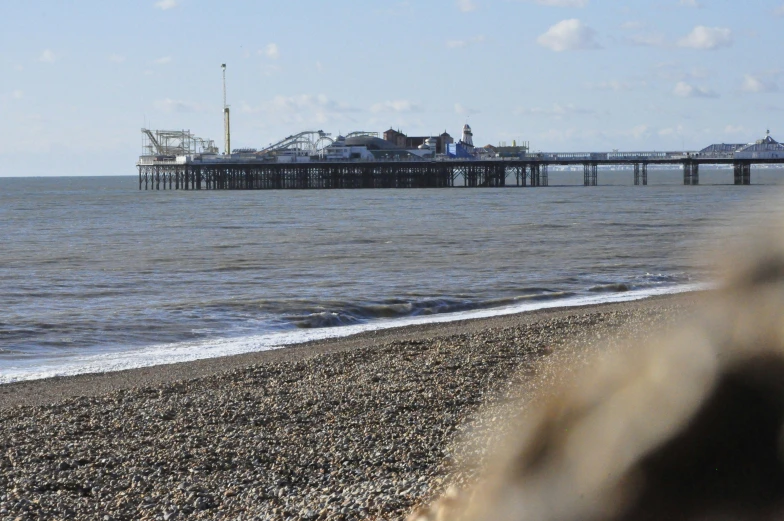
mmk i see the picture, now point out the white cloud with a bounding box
[673,81,718,98]
[153,98,205,112]
[631,125,650,139]
[108,54,126,64]
[457,0,477,12]
[376,3,416,17]
[242,94,359,126]
[627,32,667,47]
[516,103,595,117]
[537,19,600,52]
[534,0,588,6]
[775,4,784,16]
[535,127,610,144]
[741,74,778,93]
[678,26,733,50]
[154,0,178,10]
[586,80,647,91]
[259,43,279,59]
[679,0,701,7]
[686,67,710,79]
[658,125,684,137]
[370,100,422,113]
[455,103,480,116]
[259,63,282,77]
[154,56,172,65]
[537,127,577,142]
[9,90,24,100]
[446,35,485,48]
[620,21,644,30]
[39,49,56,63]
[725,124,747,135]
[654,62,712,81]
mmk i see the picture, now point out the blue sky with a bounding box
[1,0,783,176]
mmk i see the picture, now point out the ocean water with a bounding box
[1,168,782,383]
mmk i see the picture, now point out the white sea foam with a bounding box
[0,283,709,384]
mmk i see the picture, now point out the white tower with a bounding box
[462,124,474,147]
[222,64,231,155]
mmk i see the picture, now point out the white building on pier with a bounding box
[734,131,784,160]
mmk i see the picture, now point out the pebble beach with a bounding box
[0,294,697,521]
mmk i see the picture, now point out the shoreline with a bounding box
[0,283,706,387]
[0,291,703,520]
[0,291,703,410]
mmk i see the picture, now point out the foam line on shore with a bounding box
[0,283,708,384]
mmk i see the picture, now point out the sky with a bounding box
[1,0,783,176]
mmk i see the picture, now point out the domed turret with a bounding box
[462,124,474,147]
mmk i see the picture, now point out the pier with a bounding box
[137,66,784,190]
[137,126,784,190]
[137,155,784,190]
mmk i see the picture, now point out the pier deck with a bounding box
[137,157,784,190]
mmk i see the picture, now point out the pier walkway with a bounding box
[137,155,784,190]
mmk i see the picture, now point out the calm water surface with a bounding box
[1,169,782,381]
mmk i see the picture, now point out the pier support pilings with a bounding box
[583,162,598,186]
[136,157,770,191]
[634,163,648,186]
[529,164,540,187]
[528,163,548,187]
[734,162,751,185]
[513,166,526,187]
[683,161,699,185]
[139,162,462,190]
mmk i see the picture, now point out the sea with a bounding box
[2,168,783,383]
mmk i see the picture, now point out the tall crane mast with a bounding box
[222,63,231,155]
